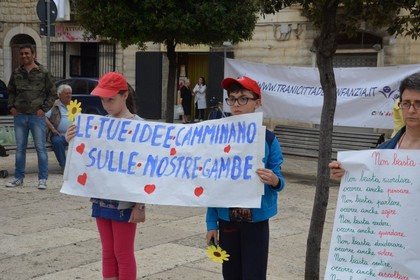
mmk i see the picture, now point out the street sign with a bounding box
[40,23,55,36]
[36,0,58,23]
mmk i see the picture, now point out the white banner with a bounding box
[61,113,266,207]
[225,59,420,129]
[325,150,420,279]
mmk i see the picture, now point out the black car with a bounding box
[55,78,107,115]
[0,79,9,115]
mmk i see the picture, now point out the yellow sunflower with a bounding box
[67,99,82,122]
[206,245,230,263]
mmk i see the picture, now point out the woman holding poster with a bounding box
[205,76,285,279]
[330,71,420,178]
[66,72,145,280]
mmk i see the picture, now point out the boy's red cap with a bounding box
[221,76,261,97]
[91,72,128,98]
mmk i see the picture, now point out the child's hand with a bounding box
[206,230,218,246]
[256,168,279,187]
[65,124,77,143]
[329,160,345,180]
[129,204,145,223]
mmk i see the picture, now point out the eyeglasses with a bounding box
[225,96,258,106]
[399,101,420,110]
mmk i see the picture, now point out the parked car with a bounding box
[55,78,106,115]
[0,79,9,115]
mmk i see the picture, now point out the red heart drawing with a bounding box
[194,186,204,197]
[128,130,132,134]
[170,148,177,156]
[198,167,203,171]
[224,145,231,153]
[76,143,85,155]
[77,173,87,186]
[144,184,156,194]
[94,126,98,130]
[137,162,142,167]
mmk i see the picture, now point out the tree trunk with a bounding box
[305,1,339,279]
[165,41,176,123]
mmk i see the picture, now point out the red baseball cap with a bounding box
[91,72,128,98]
[221,76,261,97]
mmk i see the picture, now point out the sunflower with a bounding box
[206,244,230,263]
[67,99,82,122]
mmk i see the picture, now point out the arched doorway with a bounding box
[10,34,36,71]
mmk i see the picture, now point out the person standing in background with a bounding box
[6,43,56,189]
[193,76,207,122]
[180,78,192,123]
[45,84,72,172]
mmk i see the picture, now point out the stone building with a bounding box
[1,1,420,119]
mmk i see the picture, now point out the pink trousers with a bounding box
[96,218,137,279]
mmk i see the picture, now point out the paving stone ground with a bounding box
[0,151,339,280]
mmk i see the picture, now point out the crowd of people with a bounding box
[3,42,420,279]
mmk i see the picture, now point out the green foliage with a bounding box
[258,0,420,39]
[74,0,260,48]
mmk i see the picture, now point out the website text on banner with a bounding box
[324,150,420,280]
[224,58,420,129]
[61,113,266,208]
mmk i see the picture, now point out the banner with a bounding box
[224,59,420,129]
[325,150,420,279]
[61,113,266,207]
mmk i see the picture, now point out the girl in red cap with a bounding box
[66,72,144,280]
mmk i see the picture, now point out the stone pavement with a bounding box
[0,151,340,280]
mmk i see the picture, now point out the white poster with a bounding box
[325,150,420,280]
[61,113,266,208]
[224,58,420,129]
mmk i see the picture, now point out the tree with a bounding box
[258,1,420,279]
[73,0,260,123]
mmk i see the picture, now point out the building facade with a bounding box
[1,1,420,120]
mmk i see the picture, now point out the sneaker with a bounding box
[6,177,23,188]
[38,179,47,190]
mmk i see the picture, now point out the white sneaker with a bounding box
[6,177,23,187]
[38,179,47,190]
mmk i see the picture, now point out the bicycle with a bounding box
[207,97,227,120]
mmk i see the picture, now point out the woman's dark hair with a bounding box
[119,86,137,114]
[399,72,420,101]
[199,76,206,86]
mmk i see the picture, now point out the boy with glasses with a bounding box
[206,76,285,279]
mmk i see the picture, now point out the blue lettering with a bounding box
[246,123,257,143]
[96,117,110,138]
[151,124,165,146]
[84,115,95,138]
[162,125,176,148]
[139,124,152,143]
[127,152,138,174]
[117,120,131,141]
[231,156,242,179]
[143,154,158,176]
[243,156,253,179]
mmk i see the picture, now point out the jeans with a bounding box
[50,135,67,167]
[14,114,48,180]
